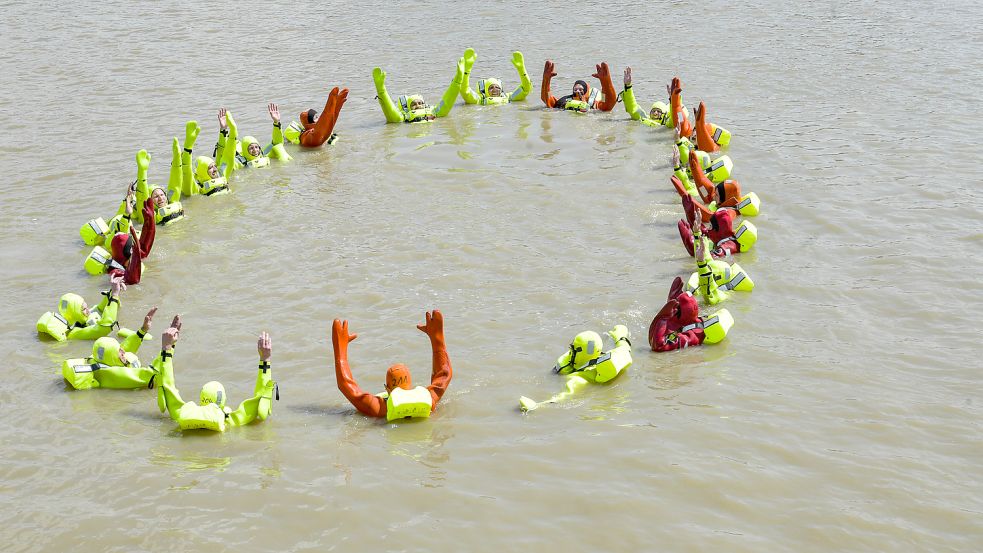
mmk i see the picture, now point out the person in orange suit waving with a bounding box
[332,310,453,422]
[541,59,617,113]
[285,86,350,147]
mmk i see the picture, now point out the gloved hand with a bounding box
[142,198,155,221]
[225,110,237,136]
[171,137,180,160]
[184,120,200,149]
[136,149,151,172]
[607,324,629,344]
[373,67,386,87]
[511,51,525,72]
[332,319,358,352]
[416,310,445,343]
[668,276,685,301]
[544,59,557,79]
[463,48,476,73]
[456,57,466,81]
[591,62,611,82]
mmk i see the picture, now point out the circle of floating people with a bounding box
[37,48,763,430]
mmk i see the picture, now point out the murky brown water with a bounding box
[2,1,981,551]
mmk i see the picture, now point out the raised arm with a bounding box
[460,48,480,104]
[694,102,719,153]
[121,306,155,354]
[435,57,466,118]
[669,77,693,137]
[373,67,405,123]
[222,110,238,180]
[622,66,645,121]
[213,108,237,180]
[416,310,452,406]
[181,121,199,197]
[332,319,386,417]
[155,315,186,420]
[66,281,121,340]
[695,236,728,305]
[592,62,617,111]
[133,150,151,222]
[541,59,558,107]
[165,138,183,203]
[137,198,156,256]
[264,103,292,160]
[300,87,348,147]
[508,51,532,102]
[228,332,277,426]
[688,149,717,205]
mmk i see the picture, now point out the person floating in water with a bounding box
[540,59,617,113]
[373,58,466,123]
[459,48,532,105]
[332,310,452,421]
[519,325,632,412]
[285,86,349,147]
[154,315,277,433]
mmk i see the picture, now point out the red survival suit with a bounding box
[648,277,705,352]
[298,86,349,148]
[677,195,741,259]
[332,311,452,419]
[541,60,617,111]
[108,199,156,285]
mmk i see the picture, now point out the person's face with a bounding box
[81,302,90,317]
[488,83,502,97]
[650,107,664,120]
[117,347,127,364]
[572,83,586,98]
[207,163,220,179]
[410,98,425,110]
[151,188,167,208]
[247,143,262,157]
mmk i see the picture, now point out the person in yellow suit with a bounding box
[373,57,466,123]
[459,48,532,105]
[154,316,277,433]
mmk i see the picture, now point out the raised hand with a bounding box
[416,310,444,342]
[218,107,228,130]
[142,197,155,220]
[136,149,151,171]
[332,319,358,351]
[623,66,632,87]
[511,51,525,71]
[691,212,703,238]
[109,275,126,297]
[591,62,610,81]
[544,59,557,78]
[268,102,280,124]
[372,67,386,85]
[668,276,685,301]
[608,324,629,343]
[257,331,272,362]
[162,314,181,350]
[124,188,135,215]
[142,306,158,334]
[185,120,200,145]
[455,56,466,78]
[463,47,476,72]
